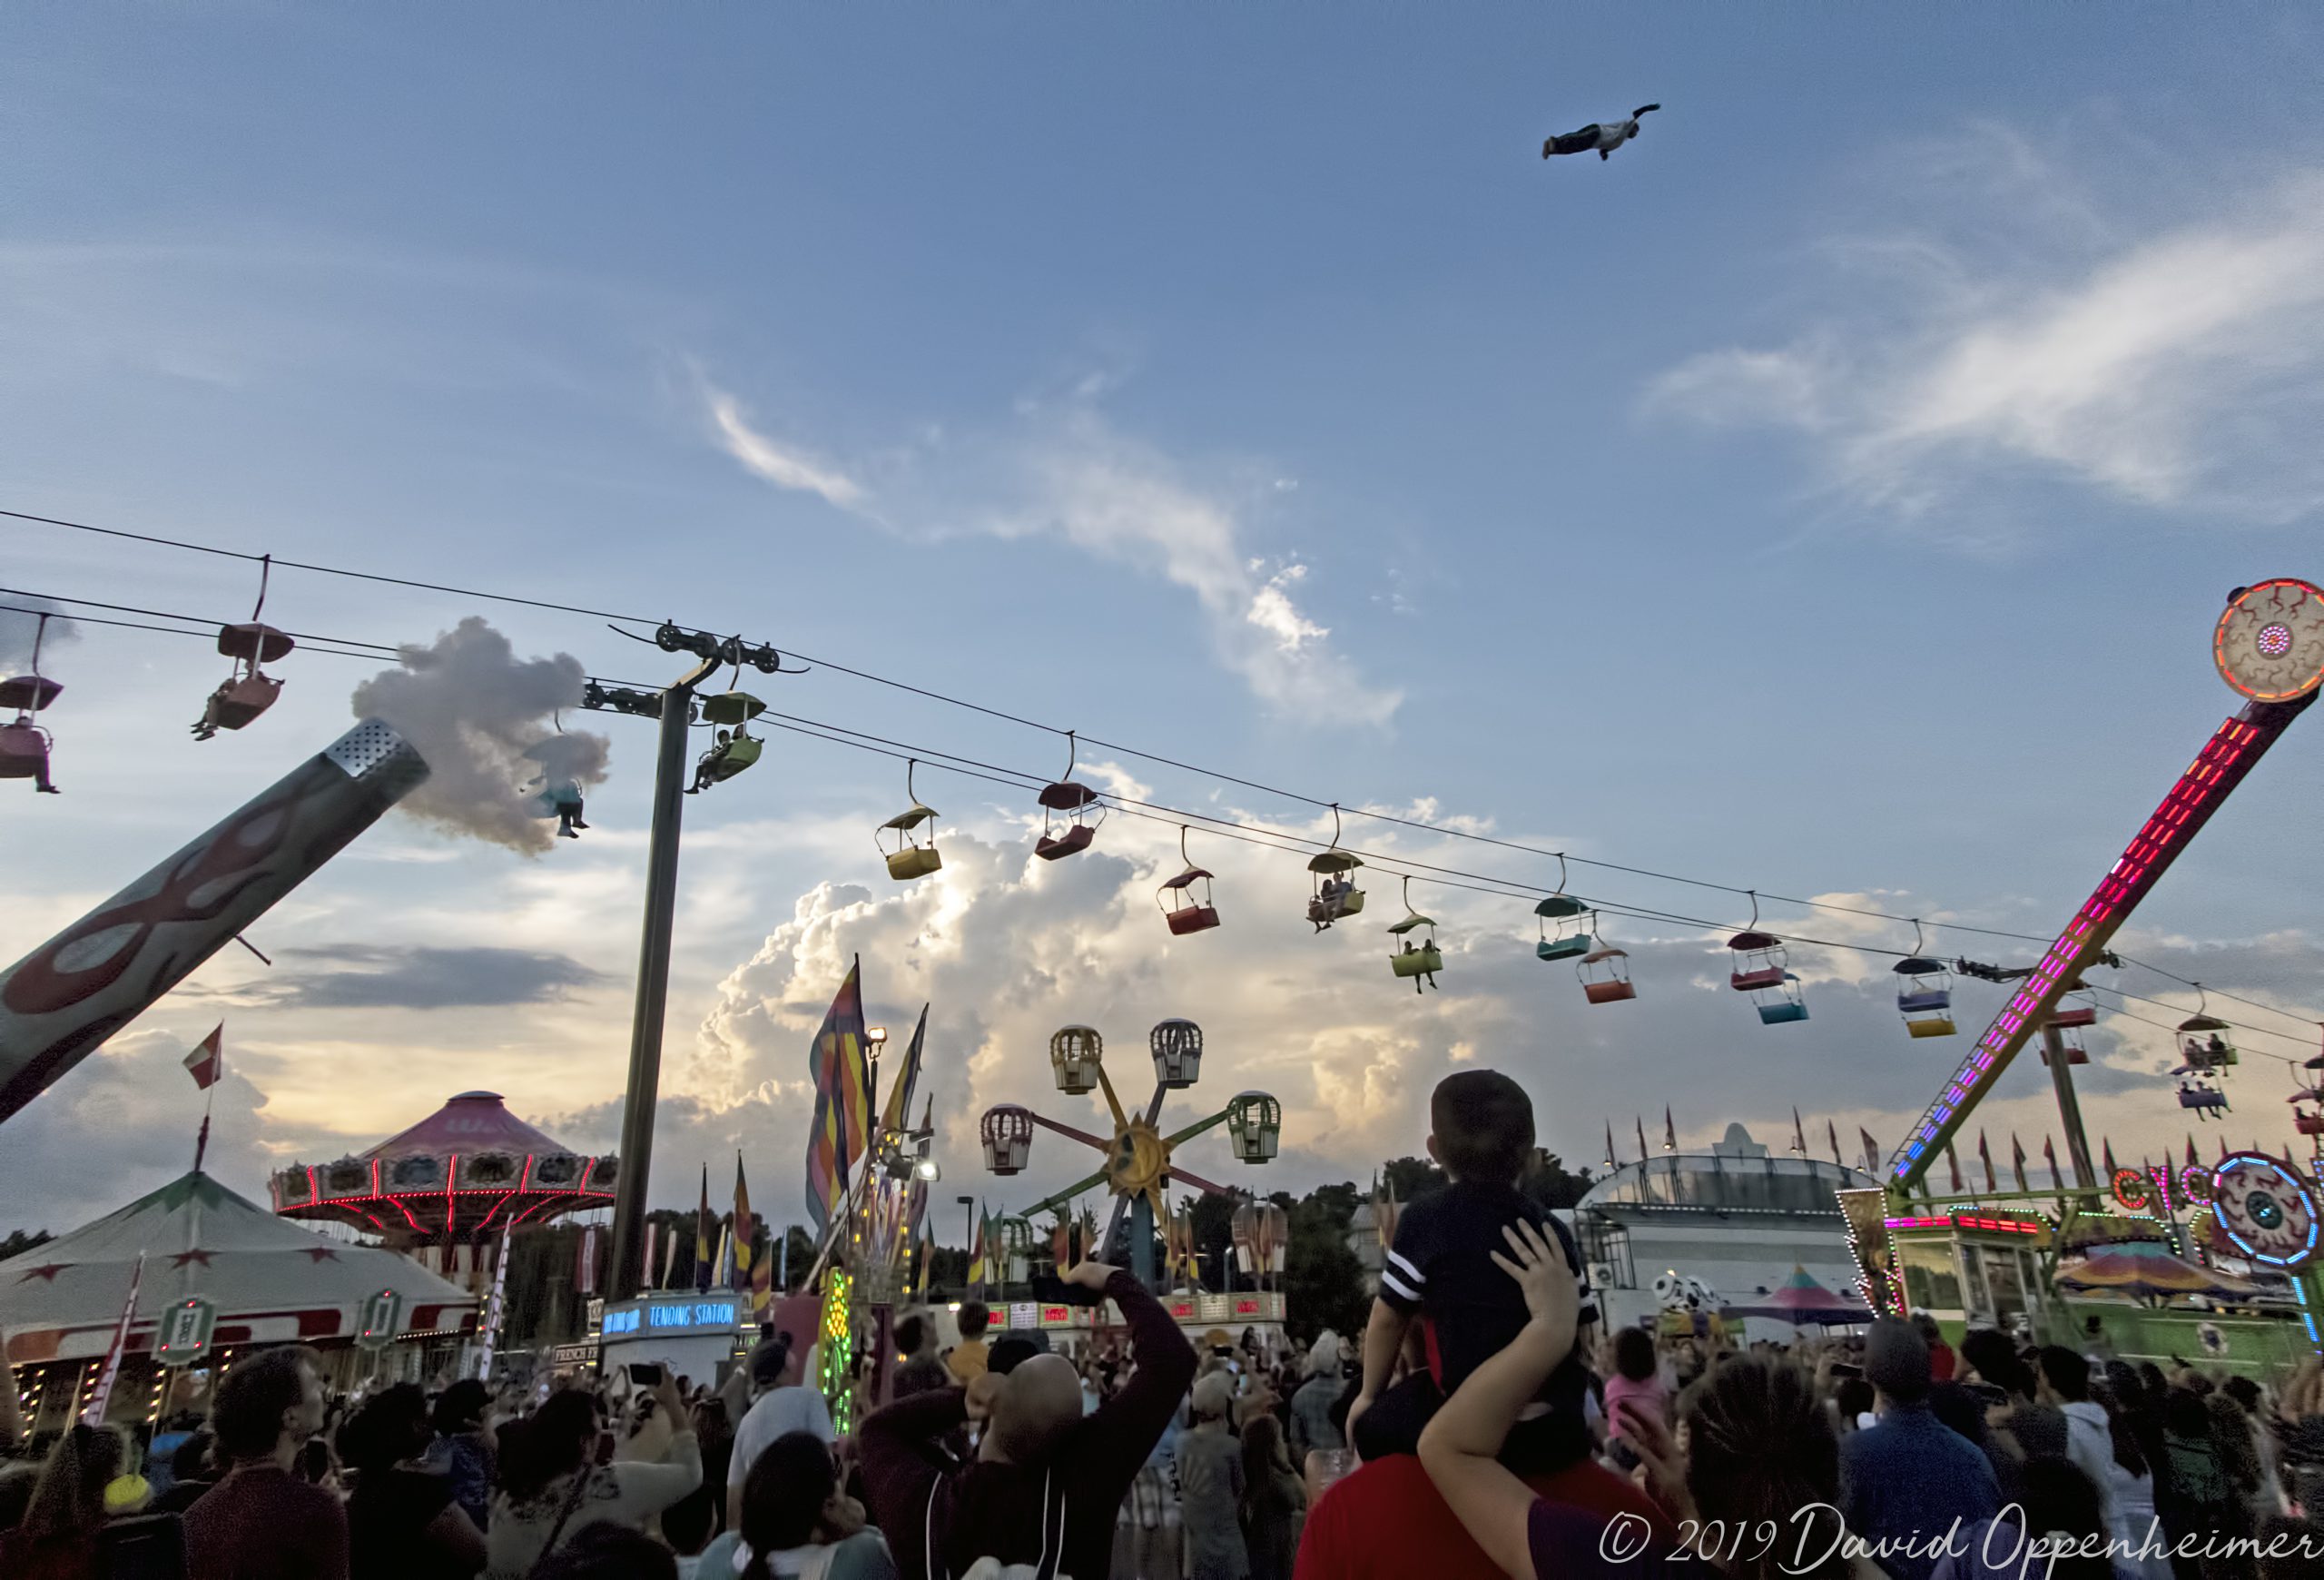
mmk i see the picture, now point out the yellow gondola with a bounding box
[878,760,942,880]
[1386,876,1443,992]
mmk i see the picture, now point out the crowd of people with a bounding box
[6,1070,2324,1578]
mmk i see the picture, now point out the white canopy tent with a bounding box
[1,1169,474,1368]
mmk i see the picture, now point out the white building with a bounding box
[1571,1123,1876,1342]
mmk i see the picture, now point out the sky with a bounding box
[4,7,2323,1238]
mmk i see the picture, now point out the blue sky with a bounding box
[5,7,2323,1233]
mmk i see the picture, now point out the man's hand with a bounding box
[1061,1259,1120,1292]
[1489,1219,1577,1338]
[650,1371,686,1425]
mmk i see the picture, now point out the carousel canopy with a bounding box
[0,1170,474,1366]
[270,1090,615,1238]
[1719,1265,1874,1327]
[2054,1240,2265,1305]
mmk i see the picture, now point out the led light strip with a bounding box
[1890,696,2312,1189]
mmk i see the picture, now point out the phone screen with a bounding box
[626,1362,663,1386]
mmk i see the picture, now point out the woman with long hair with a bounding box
[1420,1220,1886,1580]
[694,1429,896,1579]
[0,1422,124,1580]
[1237,1414,1305,1580]
[485,1375,701,1580]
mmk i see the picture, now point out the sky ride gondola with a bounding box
[1386,875,1442,992]
[878,760,942,880]
[2178,1079,2230,1119]
[1728,895,1807,1024]
[0,610,61,795]
[1534,857,1592,962]
[1305,805,1365,931]
[2176,988,2238,1074]
[689,686,765,793]
[1034,732,1103,861]
[192,556,294,741]
[1157,826,1220,936]
[1578,938,1635,1005]
[1891,923,1954,1038]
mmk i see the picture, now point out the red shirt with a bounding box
[1929,1339,1957,1383]
[1294,1454,1671,1580]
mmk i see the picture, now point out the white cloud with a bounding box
[700,375,1399,726]
[1648,146,2324,529]
[704,387,867,510]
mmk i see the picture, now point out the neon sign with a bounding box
[599,1299,739,1337]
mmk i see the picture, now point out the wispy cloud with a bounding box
[219,944,608,1010]
[700,374,1399,725]
[1648,133,2324,532]
[704,387,868,510]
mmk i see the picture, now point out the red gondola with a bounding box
[1035,732,1104,860]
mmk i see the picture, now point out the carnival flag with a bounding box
[84,1253,146,1425]
[804,960,872,1234]
[694,1166,717,1292]
[732,1153,753,1293]
[1827,1120,1843,1169]
[1858,1129,1880,1174]
[750,1234,773,1317]
[880,1004,929,1137]
[1790,1108,1807,1156]
[2010,1133,2029,1193]
[576,1223,600,1297]
[1946,1142,1965,1193]
[968,1201,988,1292]
[1635,1116,1649,1162]
[183,1025,224,1089]
[1376,1176,1400,1249]
[1602,1122,1617,1170]
[642,1222,658,1289]
[660,1223,680,1290]
[1979,1130,1997,1194]
[2043,1135,2059,1187]
[1662,1108,1677,1151]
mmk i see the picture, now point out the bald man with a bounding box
[861,1259,1196,1580]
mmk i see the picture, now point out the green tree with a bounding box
[0,1229,54,1260]
[1524,1150,1594,1210]
[1382,1156,1446,1200]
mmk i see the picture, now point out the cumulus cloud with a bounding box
[222,944,609,1010]
[700,376,1399,726]
[1648,134,2324,531]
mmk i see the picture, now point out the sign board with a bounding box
[154,1297,218,1368]
[550,1341,602,1368]
[598,1297,742,1338]
[356,1289,405,1350]
[1006,1301,1039,1330]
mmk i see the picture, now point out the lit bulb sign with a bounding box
[598,1298,741,1337]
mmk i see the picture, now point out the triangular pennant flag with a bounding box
[1635,1116,1649,1162]
[1790,1108,1807,1156]
[2043,1136,2059,1186]
[183,1024,224,1090]
[1663,1108,1677,1151]
[1858,1128,1881,1174]
[2010,1133,2029,1193]
[1946,1142,1965,1193]
[1827,1120,1843,1169]
[1603,1121,1617,1170]
[1978,1130,1997,1194]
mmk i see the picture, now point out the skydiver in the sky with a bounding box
[1543,104,1659,161]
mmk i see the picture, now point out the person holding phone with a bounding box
[485,1372,701,1580]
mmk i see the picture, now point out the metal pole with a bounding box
[1130,1194,1156,1291]
[2041,1023,2099,1196]
[610,663,714,1299]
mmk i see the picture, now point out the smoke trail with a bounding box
[350,617,610,853]
[0,597,77,671]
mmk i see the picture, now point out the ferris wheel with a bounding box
[980,1021,1280,1289]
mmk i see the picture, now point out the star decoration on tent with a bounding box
[15,1263,69,1283]
[301,1247,340,1263]
[168,1249,216,1269]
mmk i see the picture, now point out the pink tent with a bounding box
[1719,1265,1873,1327]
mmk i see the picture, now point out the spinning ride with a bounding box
[979,1021,1279,1289]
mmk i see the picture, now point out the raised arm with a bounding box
[1083,1262,1196,1458]
[1415,1220,1579,1580]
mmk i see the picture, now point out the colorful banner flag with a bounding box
[750,1232,773,1318]
[576,1223,599,1297]
[967,1199,988,1291]
[642,1221,657,1289]
[879,1004,929,1137]
[732,1153,753,1293]
[83,1253,146,1425]
[803,961,872,1234]
[1946,1142,1965,1193]
[1375,1176,1400,1249]
[183,1025,223,1089]
[1858,1129,1881,1174]
[2043,1136,2059,1185]
[695,1166,716,1293]
[660,1222,680,1290]
[1979,1130,1997,1194]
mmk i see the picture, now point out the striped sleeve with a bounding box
[1556,1218,1600,1327]
[1379,1245,1425,1308]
